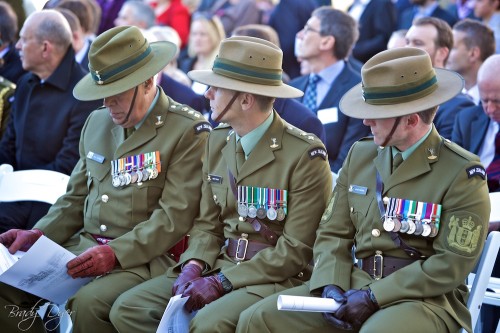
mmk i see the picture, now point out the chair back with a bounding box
[0,164,69,204]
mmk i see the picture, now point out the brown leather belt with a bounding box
[359,251,421,280]
[227,237,272,261]
[91,234,189,262]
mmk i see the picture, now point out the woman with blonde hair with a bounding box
[179,13,225,94]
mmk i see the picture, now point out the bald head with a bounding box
[24,10,72,51]
[478,54,500,84]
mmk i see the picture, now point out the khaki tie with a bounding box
[125,127,135,139]
[392,153,403,173]
[236,140,245,172]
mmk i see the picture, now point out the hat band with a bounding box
[90,45,153,85]
[362,73,438,105]
[213,58,282,86]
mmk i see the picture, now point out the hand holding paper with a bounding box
[0,229,43,253]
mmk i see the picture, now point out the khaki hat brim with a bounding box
[73,41,177,101]
[339,68,464,119]
[188,70,304,99]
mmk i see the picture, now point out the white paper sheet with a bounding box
[0,236,91,304]
[156,294,196,332]
[277,295,341,313]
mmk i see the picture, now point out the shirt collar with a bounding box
[136,86,160,129]
[236,111,274,158]
[392,126,433,160]
[316,61,345,86]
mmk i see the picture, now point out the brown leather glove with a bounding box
[182,275,225,312]
[0,229,43,253]
[335,288,379,330]
[321,284,353,330]
[172,263,203,296]
[66,245,117,278]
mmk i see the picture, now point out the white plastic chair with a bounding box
[0,164,72,332]
[0,164,70,204]
[464,231,500,333]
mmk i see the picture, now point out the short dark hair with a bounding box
[417,106,438,124]
[413,17,453,63]
[312,6,359,60]
[0,2,18,45]
[453,19,496,62]
[253,94,275,111]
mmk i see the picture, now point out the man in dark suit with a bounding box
[291,7,369,172]
[0,10,101,232]
[268,0,318,80]
[406,17,474,139]
[0,2,26,84]
[349,0,398,63]
[452,54,500,333]
[398,0,458,29]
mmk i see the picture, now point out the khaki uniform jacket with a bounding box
[171,111,332,294]
[310,127,490,333]
[35,90,210,279]
[0,76,15,138]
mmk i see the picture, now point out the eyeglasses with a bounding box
[303,24,321,35]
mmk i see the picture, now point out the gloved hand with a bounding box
[172,263,203,295]
[321,284,352,330]
[182,275,225,312]
[335,288,379,330]
[0,229,43,253]
[67,245,117,278]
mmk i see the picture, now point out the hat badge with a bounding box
[95,71,103,85]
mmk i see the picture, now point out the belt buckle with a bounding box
[235,233,249,263]
[373,250,383,280]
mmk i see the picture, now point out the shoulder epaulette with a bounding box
[0,77,15,90]
[285,124,321,144]
[168,101,204,121]
[214,122,231,130]
[442,138,478,161]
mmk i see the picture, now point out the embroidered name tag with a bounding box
[208,174,223,184]
[466,165,486,179]
[309,148,327,160]
[194,122,212,134]
[349,185,368,195]
[87,151,105,164]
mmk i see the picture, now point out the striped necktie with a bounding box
[486,129,500,192]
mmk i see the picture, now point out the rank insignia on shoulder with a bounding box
[194,122,212,134]
[308,147,327,160]
[466,165,486,179]
[208,174,223,184]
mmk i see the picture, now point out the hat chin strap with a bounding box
[119,86,139,127]
[381,116,401,148]
[213,92,240,124]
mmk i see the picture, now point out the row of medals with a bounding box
[238,203,286,221]
[112,167,159,187]
[383,216,439,237]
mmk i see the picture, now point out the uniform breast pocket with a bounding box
[85,162,109,218]
[133,176,165,221]
[210,183,228,208]
[348,194,374,228]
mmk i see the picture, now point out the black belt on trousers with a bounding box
[359,252,421,280]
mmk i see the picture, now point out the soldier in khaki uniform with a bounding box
[109,36,332,333]
[0,75,15,138]
[0,26,210,332]
[236,47,491,333]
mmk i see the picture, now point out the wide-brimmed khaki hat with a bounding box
[73,26,177,101]
[340,47,463,119]
[188,36,303,98]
